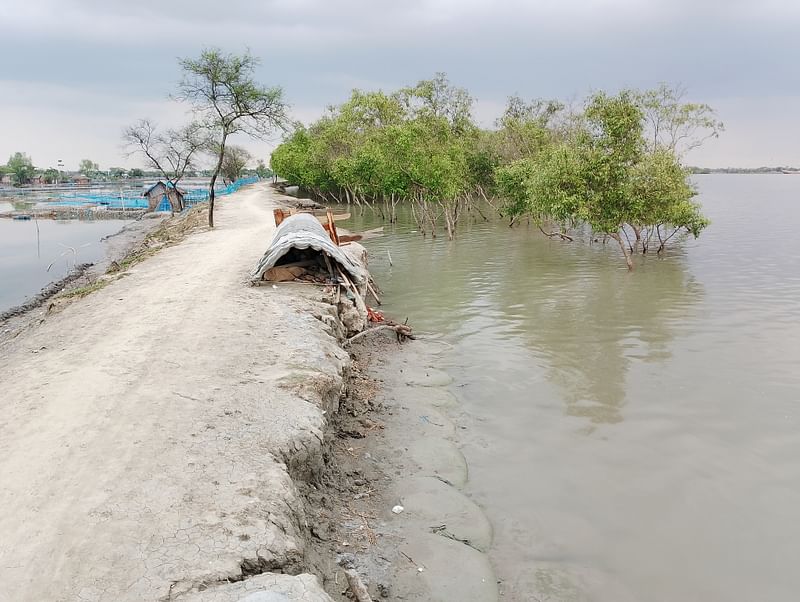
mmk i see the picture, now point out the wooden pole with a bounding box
[337,267,368,315]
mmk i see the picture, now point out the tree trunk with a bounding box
[632,225,642,253]
[442,203,454,240]
[208,133,228,229]
[611,232,634,270]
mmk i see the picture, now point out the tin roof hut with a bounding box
[143,181,186,212]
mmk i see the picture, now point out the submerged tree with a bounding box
[497,90,708,269]
[271,74,480,239]
[177,48,289,227]
[123,119,204,210]
[271,79,715,260]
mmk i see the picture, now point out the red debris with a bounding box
[367,307,385,323]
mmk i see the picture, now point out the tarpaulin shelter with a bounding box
[251,213,367,284]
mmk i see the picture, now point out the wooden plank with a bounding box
[326,209,340,245]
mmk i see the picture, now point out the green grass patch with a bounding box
[59,280,109,299]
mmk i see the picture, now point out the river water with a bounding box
[344,174,800,602]
[0,217,130,313]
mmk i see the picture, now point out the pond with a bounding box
[0,218,130,313]
[344,174,800,601]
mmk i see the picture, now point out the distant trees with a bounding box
[79,159,99,176]
[41,168,60,184]
[6,152,35,185]
[271,78,720,266]
[128,168,144,178]
[220,145,252,183]
[255,160,272,179]
[177,48,289,227]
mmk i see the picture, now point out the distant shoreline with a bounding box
[689,167,800,174]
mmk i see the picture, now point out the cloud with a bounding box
[1,0,798,168]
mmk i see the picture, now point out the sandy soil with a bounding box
[0,184,345,601]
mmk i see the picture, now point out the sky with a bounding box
[1,0,798,171]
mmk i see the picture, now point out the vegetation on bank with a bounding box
[271,76,723,268]
[689,166,800,174]
[0,152,271,187]
[0,152,144,185]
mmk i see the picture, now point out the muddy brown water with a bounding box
[341,174,800,602]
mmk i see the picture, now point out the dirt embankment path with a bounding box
[0,184,343,601]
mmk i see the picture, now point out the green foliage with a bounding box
[6,152,35,185]
[271,77,714,257]
[255,160,272,179]
[498,90,708,266]
[79,159,99,175]
[128,168,144,178]
[41,168,60,184]
[497,143,586,226]
[493,95,563,162]
[178,47,289,226]
[270,74,478,236]
[580,90,646,233]
[396,72,474,134]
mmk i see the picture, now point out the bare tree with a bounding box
[636,83,724,156]
[177,48,289,227]
[123,119,204,210]
[220,145,252,184]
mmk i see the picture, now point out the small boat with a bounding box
[12,214,33,221]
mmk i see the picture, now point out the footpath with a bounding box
[0,184,341,601]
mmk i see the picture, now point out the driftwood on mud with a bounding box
[343,569,373,602]
[344,323,415,346]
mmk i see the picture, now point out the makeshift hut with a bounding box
[252,213,367,284]
[143,181,186,212]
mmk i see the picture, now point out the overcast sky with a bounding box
[1,0,797,170]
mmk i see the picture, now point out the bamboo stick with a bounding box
[366,280,382,305]
[337,268,368,315]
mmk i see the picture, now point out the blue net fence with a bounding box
[44,176,260,211]
[182,177,259,209]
